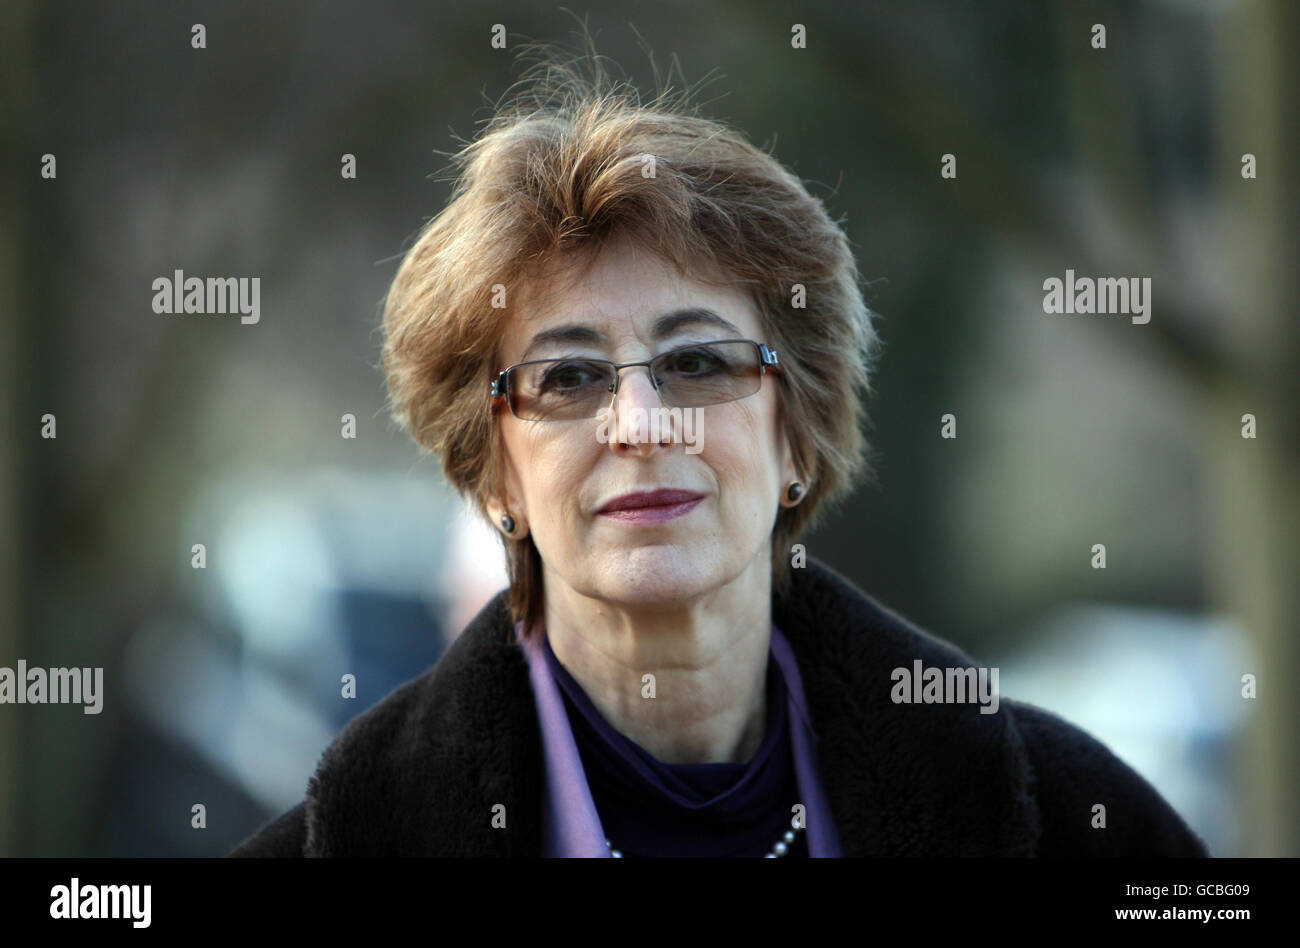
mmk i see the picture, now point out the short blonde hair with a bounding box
[381,44,881,639]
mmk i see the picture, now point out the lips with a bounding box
[597,489,705,514]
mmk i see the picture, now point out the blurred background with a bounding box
[1,0,1295,857]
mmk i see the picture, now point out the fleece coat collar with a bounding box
[300,556,1043,856]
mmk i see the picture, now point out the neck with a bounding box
[541,553,773,765]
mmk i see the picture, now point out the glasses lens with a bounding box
[510,359,616,421]
[654,341,762,408]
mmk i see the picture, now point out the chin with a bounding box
[594,545,722,604]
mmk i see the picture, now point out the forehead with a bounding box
[501,240,762,363]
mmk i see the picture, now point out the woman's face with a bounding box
[493,237,797,610]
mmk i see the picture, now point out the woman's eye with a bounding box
[667,348,721,374]
[541,362,600,391]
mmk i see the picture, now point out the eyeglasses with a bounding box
[490,338,782,422]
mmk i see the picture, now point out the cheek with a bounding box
[704,408,779,503]
[521,432,594,518]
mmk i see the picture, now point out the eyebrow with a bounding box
[518,308,744,363]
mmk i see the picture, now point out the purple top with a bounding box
[514,619,843,857]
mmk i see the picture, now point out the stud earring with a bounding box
[783,480,806,505]
[500,513,517,536]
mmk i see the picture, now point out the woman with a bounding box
[229,55,1208,858]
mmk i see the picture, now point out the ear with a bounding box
[774,397,801,486]
[780,430,797,486]
[488,434,529,538]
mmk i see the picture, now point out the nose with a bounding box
[604,364,677,452]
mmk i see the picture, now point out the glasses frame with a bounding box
[490,338,782,422]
